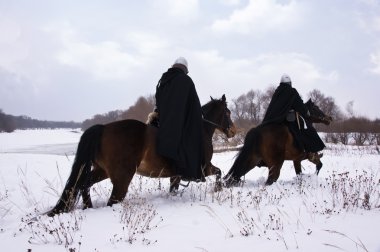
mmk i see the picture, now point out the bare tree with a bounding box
[121,95,155,121]
[261,85,276,116]
[345,101,355,118]
[231,89,266,128]
[368,133,380,145]
[352,132,369,146]
[372,133,380,145]
[231,94,251,129]
[82,95,155,130]
[246,90,258,123]
[0,110,16,133]
[337,132,350,145]
[308,89,343,120]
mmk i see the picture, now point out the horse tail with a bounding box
[48,124,104,216]
[224,127,261,182]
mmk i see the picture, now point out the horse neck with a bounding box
[202,102,224,141]
[202,118,216,141]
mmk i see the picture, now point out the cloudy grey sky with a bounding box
[1,0,379,121]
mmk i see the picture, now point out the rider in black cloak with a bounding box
[155,57,204,181]
[262,74,325,154]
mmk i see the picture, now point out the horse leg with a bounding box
[266,162,284,185]
[293,160,302,175]
[307,152,323,174]
[316,161,323,175]
[81,187,92,209]
[81,167,108,209]
[169,176,181,193]
[212,165,222,192]
[224,150,261,188]
[107,169,135,206]
[202,163,222,192]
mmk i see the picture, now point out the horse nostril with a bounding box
[227,127,237,137]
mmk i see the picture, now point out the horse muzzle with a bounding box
[323,116,333,125]
[225,126,237,138]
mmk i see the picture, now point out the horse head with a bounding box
[305,99,333,125]
[202,94,237,138]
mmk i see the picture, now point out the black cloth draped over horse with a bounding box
[155,67,204,180]
[262,83,325,153]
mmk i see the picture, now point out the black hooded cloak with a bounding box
[155,67,203,180]
[262,83,325,152]
[262,83,308,124]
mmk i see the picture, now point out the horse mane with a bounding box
[201,99,216,115]
[305,98,313,107]
[202,96,226,115]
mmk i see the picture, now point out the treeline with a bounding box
[82,88,379,135]
[2,87,379,144]
[230,88,343,130]
[0,110,81,133]
[0,95,155,133]
[319,117,380,145]
[228,88,380,145]
[81,95,155,130]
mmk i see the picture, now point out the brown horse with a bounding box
[47,95,236,216]
[223,99,332,186]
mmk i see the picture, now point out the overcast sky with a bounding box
[1,0,379,122]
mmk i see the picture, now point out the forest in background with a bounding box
[78,87,380,146]
[2,88,379,146]
[0,110,81,133]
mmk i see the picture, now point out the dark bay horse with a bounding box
[224,99,332,186]
[48,95,236,216]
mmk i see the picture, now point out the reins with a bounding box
[202,105,230,131]
[202,116,231,133]
[202,118,223,128]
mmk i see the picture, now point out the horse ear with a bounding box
[210,96,214,101]
[222,94,226,101]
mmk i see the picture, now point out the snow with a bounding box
[0,129,379,252]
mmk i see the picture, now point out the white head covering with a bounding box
[173,57,188,69]
[280,74,291,84]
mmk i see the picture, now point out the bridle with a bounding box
[202,107,232,133]
[203,118,222,128]
[307,102,325,122]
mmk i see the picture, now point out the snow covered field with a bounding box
[0,129,379,252]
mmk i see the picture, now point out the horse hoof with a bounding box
[223,178,241,188]
[169,185,180,193]
[82,204,93,210]
[265,180,275,186]
[169,185,179,193]
[46,210,57,217]
[214,182,223,192]
[316,163,323,175]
